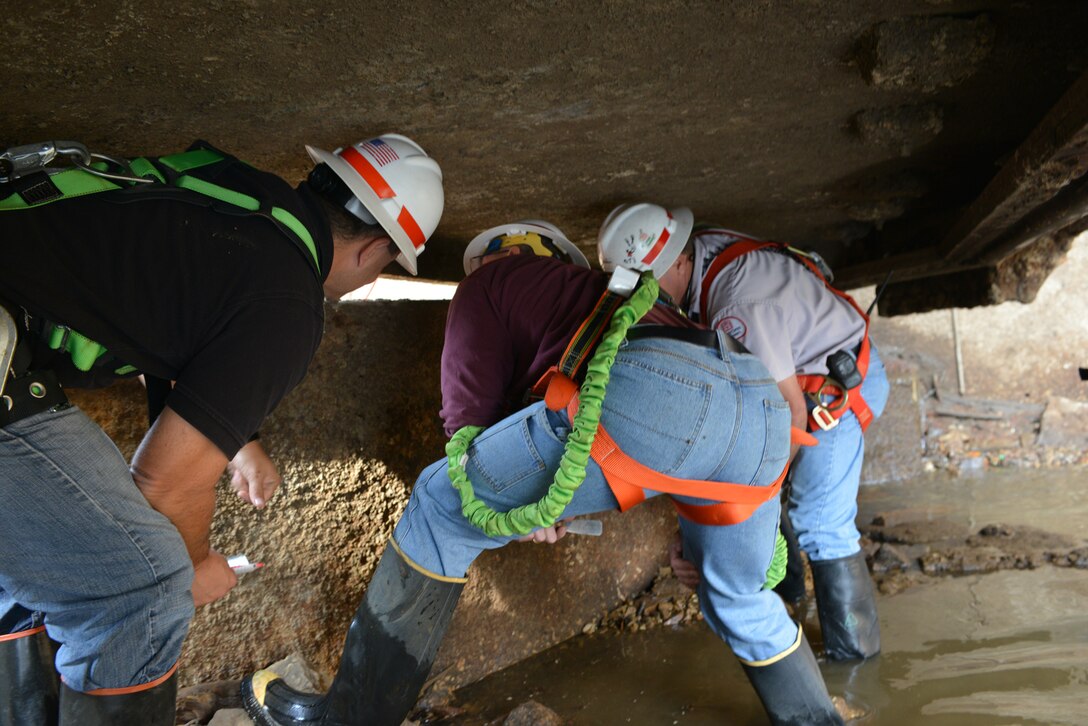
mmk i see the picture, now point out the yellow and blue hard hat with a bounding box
[463,219,590,274]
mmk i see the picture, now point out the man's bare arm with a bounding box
[130,405,236,605]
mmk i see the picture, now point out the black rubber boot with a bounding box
[0,627,59,726]
[241,541,466,726]
[58,671,176,725]
[742,634,844,726]
[773,509,807,607]
[811,551,881,661]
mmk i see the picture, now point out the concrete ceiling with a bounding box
[4,1,1087,312]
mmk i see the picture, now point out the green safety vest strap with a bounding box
[46,325,108,373]
[0,145,322,377]
[173,174,320,276]
[0,169,121,211]
[128,157,166,183]
[158,148,224,173]
[1,149,320,276]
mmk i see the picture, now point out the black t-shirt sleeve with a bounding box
[167,297,322,458]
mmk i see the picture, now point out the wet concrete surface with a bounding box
[431,467,1088,725]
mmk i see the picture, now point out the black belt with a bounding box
[625,324,750,354]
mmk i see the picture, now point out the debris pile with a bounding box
[581,567,702,635]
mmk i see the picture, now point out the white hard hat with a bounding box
[597,203,693,293]
[306,134,444,275]
[462,219,590,274]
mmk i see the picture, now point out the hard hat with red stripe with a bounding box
[306,134,443,275]
[463,219,590,274]
[597,203,693,294]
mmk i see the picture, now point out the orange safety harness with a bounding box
[530,290,815,526]
[698,235,875,434]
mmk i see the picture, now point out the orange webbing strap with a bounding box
[0,625,46,642]
[798,340,874,433]
[544,372,814,526]
[700,238,874,433]
[75,661,180,696]
[698,238,771,323]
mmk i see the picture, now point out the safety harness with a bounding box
[0,141,322,427]
[697,233,875,433]
[448,272,814,526]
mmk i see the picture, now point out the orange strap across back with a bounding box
[544,373,815,526]
[699,237,874,433]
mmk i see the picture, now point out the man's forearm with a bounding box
[133,471,217,563]
[130,406,229,565]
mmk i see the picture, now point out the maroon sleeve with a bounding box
[439,272,515,437]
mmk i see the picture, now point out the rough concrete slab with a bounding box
[3,2,1087,299]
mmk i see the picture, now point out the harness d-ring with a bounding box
[809,379,848,431]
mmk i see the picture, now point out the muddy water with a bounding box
[446,468,1088,725]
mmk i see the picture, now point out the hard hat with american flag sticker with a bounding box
[306,134,444,275]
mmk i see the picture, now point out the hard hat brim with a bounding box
[306,144,421,276]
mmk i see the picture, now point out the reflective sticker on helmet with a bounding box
[397,206,426,248]
[340,146,395,199]
[641,225,671,265]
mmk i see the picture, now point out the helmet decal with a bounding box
[360,138,400,167]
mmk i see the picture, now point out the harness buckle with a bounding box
[812,405,839,431]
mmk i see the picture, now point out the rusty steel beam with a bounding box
[978,175,1088,265]
[940,69,1088,265]
[833,246,968,289]
[835,71,1088,291]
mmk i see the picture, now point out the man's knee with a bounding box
[53,551,194,691]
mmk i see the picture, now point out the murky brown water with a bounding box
[443,468,1088,725]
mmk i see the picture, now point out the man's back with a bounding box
[694,237,864,381]
[0,146,332,455]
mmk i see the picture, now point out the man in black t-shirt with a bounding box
[0,135,444,724]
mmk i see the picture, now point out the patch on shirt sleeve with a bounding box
[719,315,748,341]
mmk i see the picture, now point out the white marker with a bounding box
[565,519,603,537]
[227,554,265,575]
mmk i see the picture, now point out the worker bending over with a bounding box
[0,135,444,725]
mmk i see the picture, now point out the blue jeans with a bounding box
[789,345,890,562]
[395,334,802,662]
[0,405,193,691]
